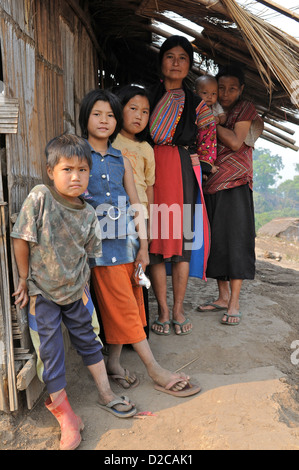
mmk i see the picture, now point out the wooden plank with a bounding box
[145,22,257,69]
[0,126,18,134]
[263,124,296,145]
[0,251,9,412]
[0,368,9,412]
[256,0,299,22]
[0,203,17,411]
[25,374,45,410]
[0,138,7,412]
[263,117,295,135]
[262,131,299,151]
[16,354,36,391]
[65,0,106,59]
[60,18,76,133]
[0,2,38,411]
[0,98,19,133]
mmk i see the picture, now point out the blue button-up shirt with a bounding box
[82,142,139,266]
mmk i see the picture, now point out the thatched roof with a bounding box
[82,0,299,151]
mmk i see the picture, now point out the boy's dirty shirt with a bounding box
[11,185,102,305]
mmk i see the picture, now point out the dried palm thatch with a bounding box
[221,0,299,108]
[87,0,299,148]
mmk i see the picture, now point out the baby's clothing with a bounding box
[212,101,225,118]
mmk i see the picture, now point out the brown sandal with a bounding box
[108,369,140,389]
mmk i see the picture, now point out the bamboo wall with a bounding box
[0,0,99,411]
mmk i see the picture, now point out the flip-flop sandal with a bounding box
[173,318,192,335]
[97,395,137,418]
[154,379,201,397]
[221,312,242,326]
[151,319,171,336]
[108,369,140,389]
[197,302,228,312]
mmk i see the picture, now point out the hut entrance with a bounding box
[0,42,21,412]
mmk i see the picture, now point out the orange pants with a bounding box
[91,263,147,344]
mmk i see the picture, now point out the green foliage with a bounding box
[253,148,284,193]
[276,175,299,203]
[255,208,299,232]
[252,147,299,230]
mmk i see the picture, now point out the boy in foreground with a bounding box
[11,134,136,451]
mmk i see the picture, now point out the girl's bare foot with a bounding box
[149,364,189,391]
[151,318,171,335]
[151,306,170,334]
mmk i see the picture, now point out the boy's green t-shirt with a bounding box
[11,184,102,305]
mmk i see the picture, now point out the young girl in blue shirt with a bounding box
[80,88,200,397]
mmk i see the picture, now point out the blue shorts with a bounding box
[28,286,103,394]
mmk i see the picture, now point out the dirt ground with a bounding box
[1,234,299,451]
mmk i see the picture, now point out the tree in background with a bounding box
[253,148,299,231]
[276,164,299,203]
[253,148,284,193]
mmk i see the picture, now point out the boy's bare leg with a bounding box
[133,339,189,391]
[50,389,64,402]
[87,360,134,411]
[105,344,123,373]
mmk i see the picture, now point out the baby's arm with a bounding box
[12,238,29,308]
[217,113,227,125]
[123,157,149,269]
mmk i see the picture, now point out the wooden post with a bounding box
[0,201,18,411]
[0,97,19,412]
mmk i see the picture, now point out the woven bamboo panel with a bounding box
[0,98,19,134]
